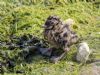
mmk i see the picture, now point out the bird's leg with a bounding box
[50,51,67,63]
[58,47,70,60]
[50,48,69,63]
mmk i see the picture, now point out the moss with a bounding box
[0,0,99,75]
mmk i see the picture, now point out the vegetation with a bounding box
[0,0,100,75]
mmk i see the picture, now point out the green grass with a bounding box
[0,0,100,75]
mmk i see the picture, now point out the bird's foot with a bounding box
[50,56,60,63]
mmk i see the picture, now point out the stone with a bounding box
[39,48,52,57]
[76,42,91,63]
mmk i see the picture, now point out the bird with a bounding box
[76,42,91,63]
[43,15,79,63]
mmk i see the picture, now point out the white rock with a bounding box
[76,42,91,63]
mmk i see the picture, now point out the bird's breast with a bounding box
[44,30,58,47]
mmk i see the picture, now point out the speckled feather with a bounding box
[43,15,78,51]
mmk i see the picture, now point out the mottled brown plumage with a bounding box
[43,15,78,63]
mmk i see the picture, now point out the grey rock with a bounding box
[39,48,52,57]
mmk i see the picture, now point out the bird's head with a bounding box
[43,15,62,29]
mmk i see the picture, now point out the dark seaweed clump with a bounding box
[0,34,50,73]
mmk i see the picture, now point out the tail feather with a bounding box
[63,18,74,25]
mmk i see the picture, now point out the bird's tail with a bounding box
[63,18,74,25]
